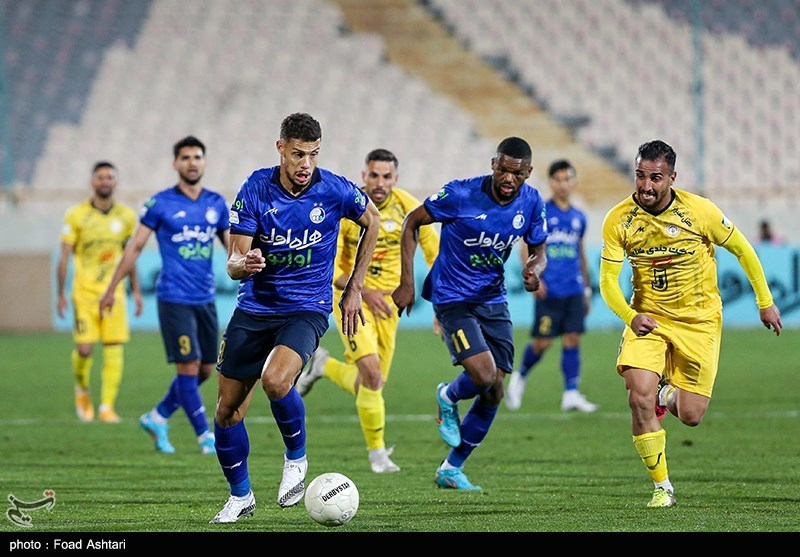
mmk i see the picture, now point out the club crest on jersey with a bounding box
[382,219,398,233]
[354,189,365,207]
[206,207,220,225]
[109,219,123,234]
[665,223,680,237]
[513,213,525,229]
[310,204,326,224]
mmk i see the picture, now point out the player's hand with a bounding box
[760,304,782,337]
[362,287,393,320]
[340,287,366,337]
[98,290,114,319]
[630,313,658,337]
[56,295,68,319]
[391,283,415,317]
[523,268,540,292]
[133,292,144,317]
[244,248,266,275]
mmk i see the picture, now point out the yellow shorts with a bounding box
[331,292,399,382]
[72,294,130,345]
[616,313,722,398]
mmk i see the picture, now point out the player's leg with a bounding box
[559,295,597,412]
[432,303,493,449]
[97,294,130,423]
[210,371,259,523]
[617,326,675,507]
[436,304,511,490]
[71,299,98,422]
[663,314,719,426]
[506,298,553,411]
[158,302,215,453]
[139,301,192,453]
[211,307,272,523]
[364,311,400,472]
[270,312,328,507]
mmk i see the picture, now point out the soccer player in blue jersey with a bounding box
[100,136,230,456]
[392,137,548,490]
[506,160,598,413]
[209,113,380,523]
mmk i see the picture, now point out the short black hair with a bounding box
[365,148,398,168]
[637,140,676,171]
[496,137,532,160]
[280,113,322,142]
[92,161,116,173]
[548,159,574,178]
[173,136,206,159]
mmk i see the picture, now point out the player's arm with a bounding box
[340,200,381,337]
[332,225,351,291]
[522,241,547,292]
[391,204,433,316]
[579,236,592,313]
[218,227,231,253]
[331,226,390,319]
[226,233,265,280]
[126,255,144,317]
[99,223,152,315]
[520,242,547,298]
[720,227,782,336]
[599,258,658,336]
[56,242,74,319]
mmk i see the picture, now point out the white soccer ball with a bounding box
[304,472,359,527]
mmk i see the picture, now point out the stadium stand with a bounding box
[1,0,798,250]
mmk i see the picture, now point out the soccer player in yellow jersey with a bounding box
[296,148,440,473]
[599,140,783,508]
[57,161,142,423]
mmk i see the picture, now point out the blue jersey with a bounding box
[229,166,367,316]
[422,175,548,304]
[541,200,587,298]
[140,186,230,305]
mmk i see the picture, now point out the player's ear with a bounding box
[276,139,284,155]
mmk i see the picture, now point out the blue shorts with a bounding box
[531,294,585,338]
[157,300,219,364]
[433,302,514,373]
[216,308,329,379]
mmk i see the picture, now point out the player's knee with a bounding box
[214,402,240,427]
[261,374,290,399]
[677,408,704,427]
[359,369,383,390]
[627,389,653,416]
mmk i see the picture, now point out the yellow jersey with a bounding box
[60,199,138,301]
[336,187,439,291]
[600,188,735,323]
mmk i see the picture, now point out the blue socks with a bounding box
[447,398,498,468]
[519,344,542,378]
[175,374,210,436]
[270,389,306,460]
[562,347,580,391]
[156,373,209,419]
[446,371,485,402]
[214,420,251,496]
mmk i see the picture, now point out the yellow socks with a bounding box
[356,386,385,451]
[71,349,92,391]
[100,344,124,408]
[324,358,358,396]
[633,429,669,483]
